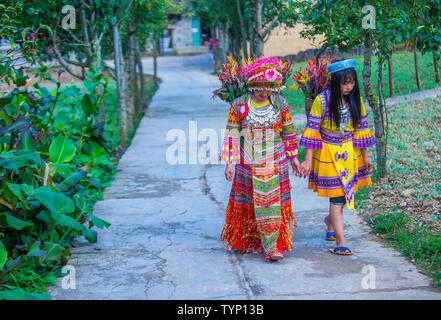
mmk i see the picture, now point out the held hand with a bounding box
[360,148,373,174]
[299,160,312,179]
[290,158,301,176]
[364,156,373,174]
[225,164,234,181]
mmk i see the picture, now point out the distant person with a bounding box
[209,38,214,52]
[298,59,376,255]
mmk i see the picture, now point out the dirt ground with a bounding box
[0,65,94,93]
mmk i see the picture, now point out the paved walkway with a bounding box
[48,54,441,299]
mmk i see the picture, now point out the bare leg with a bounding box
[324,212,334,233]
[329,203,346,247]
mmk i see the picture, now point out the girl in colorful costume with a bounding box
[219,57,300,262]
[298,59,376,255]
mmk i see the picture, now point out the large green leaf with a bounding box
[82,228,97,243]
[49,210,84,232]
[51,163,75,176]
[84,80,97,94]
[0,288,51,300]
[6,182,35,209]
[39,242,66,263]
[26,241,48,258]
[0,158,18,173]
[0,249,7,270]
[2,255,23,272]
[49,134,76,163]
[35,186,75,215]
[0,108,13,125]
[18,130,37,151]
[89,213,111,229]
[0,213,34,231]
[56,169,87,192]
[0,115,31,135]
[49,210,97,243]
[4,150,41,169]
[81,94,96,117]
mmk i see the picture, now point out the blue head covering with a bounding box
[327,59,357,74]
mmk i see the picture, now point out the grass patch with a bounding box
[356,97,441,287]
[283,50,441,114]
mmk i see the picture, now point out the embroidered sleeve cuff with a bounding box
[353,129,376,148]
[299,129,322,149]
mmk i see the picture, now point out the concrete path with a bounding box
[48,54,441,300]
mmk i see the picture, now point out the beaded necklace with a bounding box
[246,94,277,128]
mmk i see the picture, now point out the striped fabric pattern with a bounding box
[220,93,298,258]
[300,89,376,207]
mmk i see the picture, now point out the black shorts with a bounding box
[330,196,346,205]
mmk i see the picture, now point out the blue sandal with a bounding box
[326,232,336,241]
[329,247,353,255]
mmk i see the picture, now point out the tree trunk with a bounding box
[387,50,395,97]
[113,21,129,149]
[249,21,256,58]
[220,25,230,62]
[254,0,265,57]
[433,50,440,85]
[235,0,248,59]
[153,35,159,85]
[362,30,387,177]
[135,40,146,108]
[230,30,240,58]
[93,32,106,123]
[413,43,422,90]
[377,58,389,174]
[253,0,280,57]
[128,29,139,117]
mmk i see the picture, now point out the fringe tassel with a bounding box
[221,198,297,253]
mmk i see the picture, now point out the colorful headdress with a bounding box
[243,57,283,91]
[212,56,292,103]
[326,59,357,74]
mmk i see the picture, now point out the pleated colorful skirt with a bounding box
[221,156,297,254]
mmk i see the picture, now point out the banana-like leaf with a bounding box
[56,169,87,192]
[2,255,23,273]
[0,115,32,135]
[51,163,75,176]
[39,242,66,264]
[0,288,51,300]
[3,150,41,170]
[17,130,37,151]
[26,241,48,258]
[49,210,84,232]
[35,186,75,215]
[81,94,95,117]
[89,213,111,229]
[82,228,97,243]
[0,107,13,125]
[5,183,35,210]
[0,249,7,270]
[49,210,97,243]
[0,213,34,231]
[49,134,76,164]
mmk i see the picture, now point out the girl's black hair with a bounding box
[328,64,362,129]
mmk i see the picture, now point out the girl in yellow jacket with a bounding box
[298,59,375,255]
